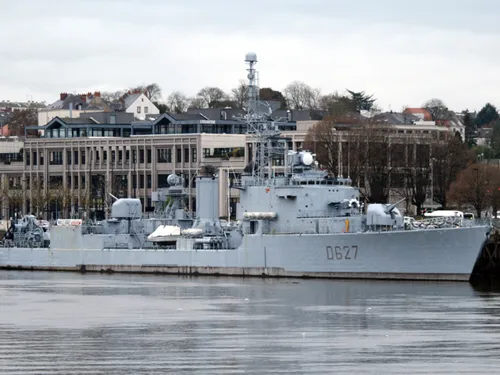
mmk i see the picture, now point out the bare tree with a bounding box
[362,123,392,203]
[29,175,49,218]
[8,108,38,136]
[231,80,248,109]
[77,183,91,220]
[3,182,24,218]
[304,117,393,203]
[432,134,473,208]
[423,98,449,121]
[144,83,162,101]
[402,143,431,215]
[197,87,227,108]
[101,90,127,103]
[166,91,188,113]
[448,164,500,218]
[188,96,206,109]
[284,81,321,110]
[304,117,340,175]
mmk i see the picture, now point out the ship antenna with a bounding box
[244,52,285,184]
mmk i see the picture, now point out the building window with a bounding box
[192,148,197,163]
[33,152,37,166]
[49,176,63,188]
[147,174,152,188]
[157,149,172,163]
[26,152,30,166]
[203,148,210,157]
[158,174,169,188]
[139,149,144,163]
[144,106,148,114]
[147,149,151,163]
[176,147,181,163]
[184,148,189,163]
[66,150,72,165]
[74,151,78,165]
[50,151,63,165]
[137,106,141,114]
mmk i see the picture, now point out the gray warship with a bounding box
[0,53,491,281]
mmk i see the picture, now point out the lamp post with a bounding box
[473,167,479,217]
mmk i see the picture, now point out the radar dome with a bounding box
[301,152,313,166]
[167,174,181,186]
[245,52,257,63]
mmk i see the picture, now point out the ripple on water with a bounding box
[1,272,500,374]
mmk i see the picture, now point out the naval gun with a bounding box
[366,198,405,230]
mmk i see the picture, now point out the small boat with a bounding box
[147,225,181,245]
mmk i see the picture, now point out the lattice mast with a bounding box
[244,52,283,184]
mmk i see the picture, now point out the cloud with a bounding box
[0,0,499,111]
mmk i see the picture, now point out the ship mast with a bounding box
[244,52,286,185]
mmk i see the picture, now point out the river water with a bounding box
[0,271,499,374]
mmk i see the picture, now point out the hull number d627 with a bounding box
[326,245,358,260]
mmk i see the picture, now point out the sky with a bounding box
[1,0,499,112]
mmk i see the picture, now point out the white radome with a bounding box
[301,152,313,166]
[245,52,257,63]
[167,174,180,186]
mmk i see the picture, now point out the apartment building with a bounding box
[1,111,256,220]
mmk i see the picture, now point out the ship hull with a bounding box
[0,226,490,281]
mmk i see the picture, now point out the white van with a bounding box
[424,210,464,218]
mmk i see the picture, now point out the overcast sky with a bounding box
[1,0,499,111]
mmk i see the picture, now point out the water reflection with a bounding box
[0,271,500,374]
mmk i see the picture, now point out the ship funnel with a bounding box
[196,175,219,223]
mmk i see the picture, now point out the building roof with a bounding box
[186,107,246,121]
[403,108,433,121]
[60,117,98,125]
[45,94,85,110]
[123,93,142,109]
[44,93,110,112]
[373,112,421,125]
[169,113,207,121]
[80,111,135,123]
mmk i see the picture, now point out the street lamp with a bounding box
[473,167,479,217]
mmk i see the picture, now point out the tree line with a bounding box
[304,116,500,218]
[100,81,379,117]
[2,172,130,221]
